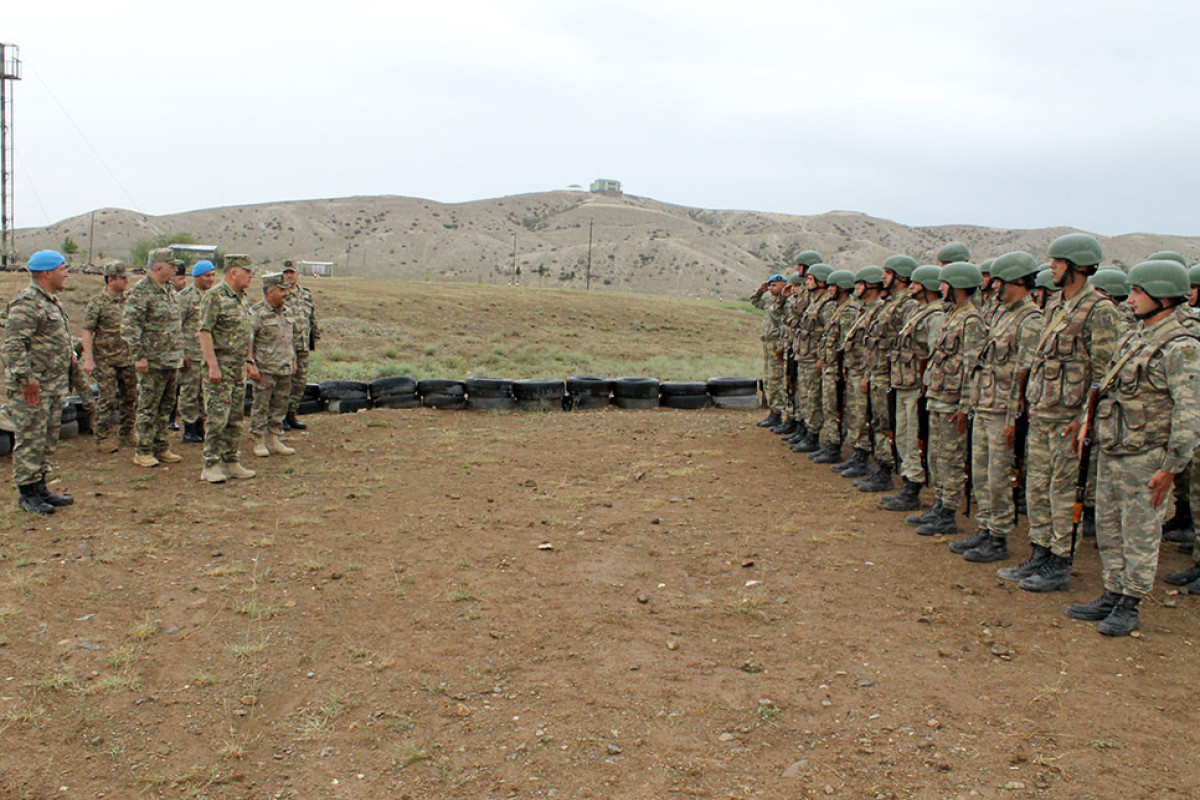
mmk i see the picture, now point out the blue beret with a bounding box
[28,250,66,271]
[191,260,215,276]
[768,273,787,283]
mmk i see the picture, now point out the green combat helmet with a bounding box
[828,269,856,290]
[1189,264,1200,287]
[1147,250,1187,266]
[1048,233,1102,267]
[937,242,970,264]
[854,265,885,285]
[991,251,1040,283]
[910,265,942,291]
[808,264,834,284]
[794,250,823,267]
[1035,268,1059,292]
[1090,267,1130,298]
[980,258,995,275]
[883,255,919,278]
[940,261,983,289]
[787,272,803,285]
[1128,260,1189,299]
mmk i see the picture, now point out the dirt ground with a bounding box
[1,405,1197,799]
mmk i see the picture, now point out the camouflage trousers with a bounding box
[843,370,870,451]
[797,359,823,433]
[970,411,1017,536]
[868,373,892,468]
[1024,416,1078,558]
[5,381,67,487]
[203,357,246,468]
[250,372,290,436]
[178,358,206,425]
[819,366,843,445]
[135,368,178,456]
[68,359,96,424]
[287,348,310,416]
[1096,447,1169,598]
[762,343,785,414]
[93,362,136,440]
[927,405,967,511]
[894,388,925,484]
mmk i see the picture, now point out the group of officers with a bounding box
[1,246,321,512]
[753,237,1200,637]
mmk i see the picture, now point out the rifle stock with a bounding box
[1010,368,1031,526]
[1070,385,1102,562]
[835,348,846,443]
[917,357,929,486]
[963,412,974,518]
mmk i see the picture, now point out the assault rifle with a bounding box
[835,347,846,443]
[887,386,901,470]
[785,346,798,400]
[1070,385,1102,562]
[1010,369,1031,526]
[917,357,930,486]
[963,411,974,518]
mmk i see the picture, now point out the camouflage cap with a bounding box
[223,254,255,272]
[261,272,288,289]
[282,260,297,272]
[147,247,174,266]
[174,260,188,276]
[104,263,127,279]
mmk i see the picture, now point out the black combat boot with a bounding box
[1081,506,1096,538]
[757,411,781,428]
[997,543,1050,581]
[773,418,798,436]
[855,462,894,493]
[1180,543,1195,555]
[907,498,942,526]
[34,478,73,507]
[948,527,989,554]
[1166,526,1197,544]
[17,483,54,515]
[792,431,820,452]
[284,412,307,431]
[838,448,871,478]
[182,420,205,443]
[1065,590,1121,621]
[783,420,808,444]
[1164,565,1200,586]
[881,478,922,511]
[1163,497,1193,541]
[1018,553,1070,592]
[1097,594,1140,637]
[963,535,1009,563]
[831,450,858,472]
[917,504,958,536]
[810,441,843,464]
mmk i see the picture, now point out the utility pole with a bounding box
[585,218,593,291]
[0,43,21,271]
[87,210,95,265]
[511,234,517,285]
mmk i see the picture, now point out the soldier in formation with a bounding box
[282,261,320,432]
[248,273,299,458]
[751,274,788,428]
[178,259,217,443]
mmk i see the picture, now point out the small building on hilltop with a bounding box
[590,178,623,196]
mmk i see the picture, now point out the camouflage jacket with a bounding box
[121,276,183,370]
[1096,314,1200,472]
[200,281,251,359]
[284,284,320,352]
[752,292,787,347]
[795,293,835,361]
[249,300,299,374]
[83,290,132,366]
[1026,284,1120,422]
[867,291,918,377]
[1,283,72,390]
[973,296,1043,420]
[924,300,986,412]
[821,298,861,368]
[893,301,947,390]
[178,284,205,359]
[842,296,884,375]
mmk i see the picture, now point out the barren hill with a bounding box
[17,191,1200,298]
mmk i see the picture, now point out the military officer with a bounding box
[282,261,320,431]
[81,263,136,452]
[178,259,216,443]
[248,273,300,458]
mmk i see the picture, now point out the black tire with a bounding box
[516,398,563,412]
[566,375,612,397]
[373,393,421,410]
[613,377,660,399]
[613,396,660,410]
[661,394,712,410]
[468,396,517,411]
[370,376,417,399]
[512,379,565,400]
[59,420,80,440]
[0,431,11,458]
[706,377,759,397]
[303,383,321,400]
[423,394,467,409]
[60,402,78,424]
[297,398,326,415]
[417,379,466,398]
[328,397,373,414]
[565,395,611,411]
[320,380,369,401]
[465,377,514,399]
[712,394,761,409]
[659,381,707,397]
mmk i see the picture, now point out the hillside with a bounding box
[15,191,1200,298]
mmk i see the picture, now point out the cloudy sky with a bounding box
[5,1,1199,235]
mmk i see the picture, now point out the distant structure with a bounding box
[590,178,623,196]
[1,43,21,270]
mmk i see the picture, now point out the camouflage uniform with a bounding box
[1095,315,1200,598]
[200,280,252,468]
[971,296,1043,536]
[285,281,320,416]
[867,290,918,472]
[819,296,861,446]
[1024,285,1120,558]
[121,275,184,457]
[841,296,883,452]
[795,291,835,436]
[893,301,946,484]
[248,298,299,436]
[2,284,72,487]
[923,301,987,511]
[83,289,136,443]
[780,287,809,422]
[177,283,206,426]
[751,288,787,414]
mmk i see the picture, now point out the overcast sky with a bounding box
[5,1,1199,235]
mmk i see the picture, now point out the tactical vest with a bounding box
[1026,288,1110,415]
[1095,317,1200,455]
[866,293,915,376]
[795,293,833,360]
[924,303,984,404]
[822,300,857,366]
[893,303,944,390]
[842,298,881,374]
[974,299,1042,411]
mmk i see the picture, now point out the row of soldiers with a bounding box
[1,247,321,513]
[752,237,1200,637]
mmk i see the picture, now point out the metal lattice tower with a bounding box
[1,43,20,270]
